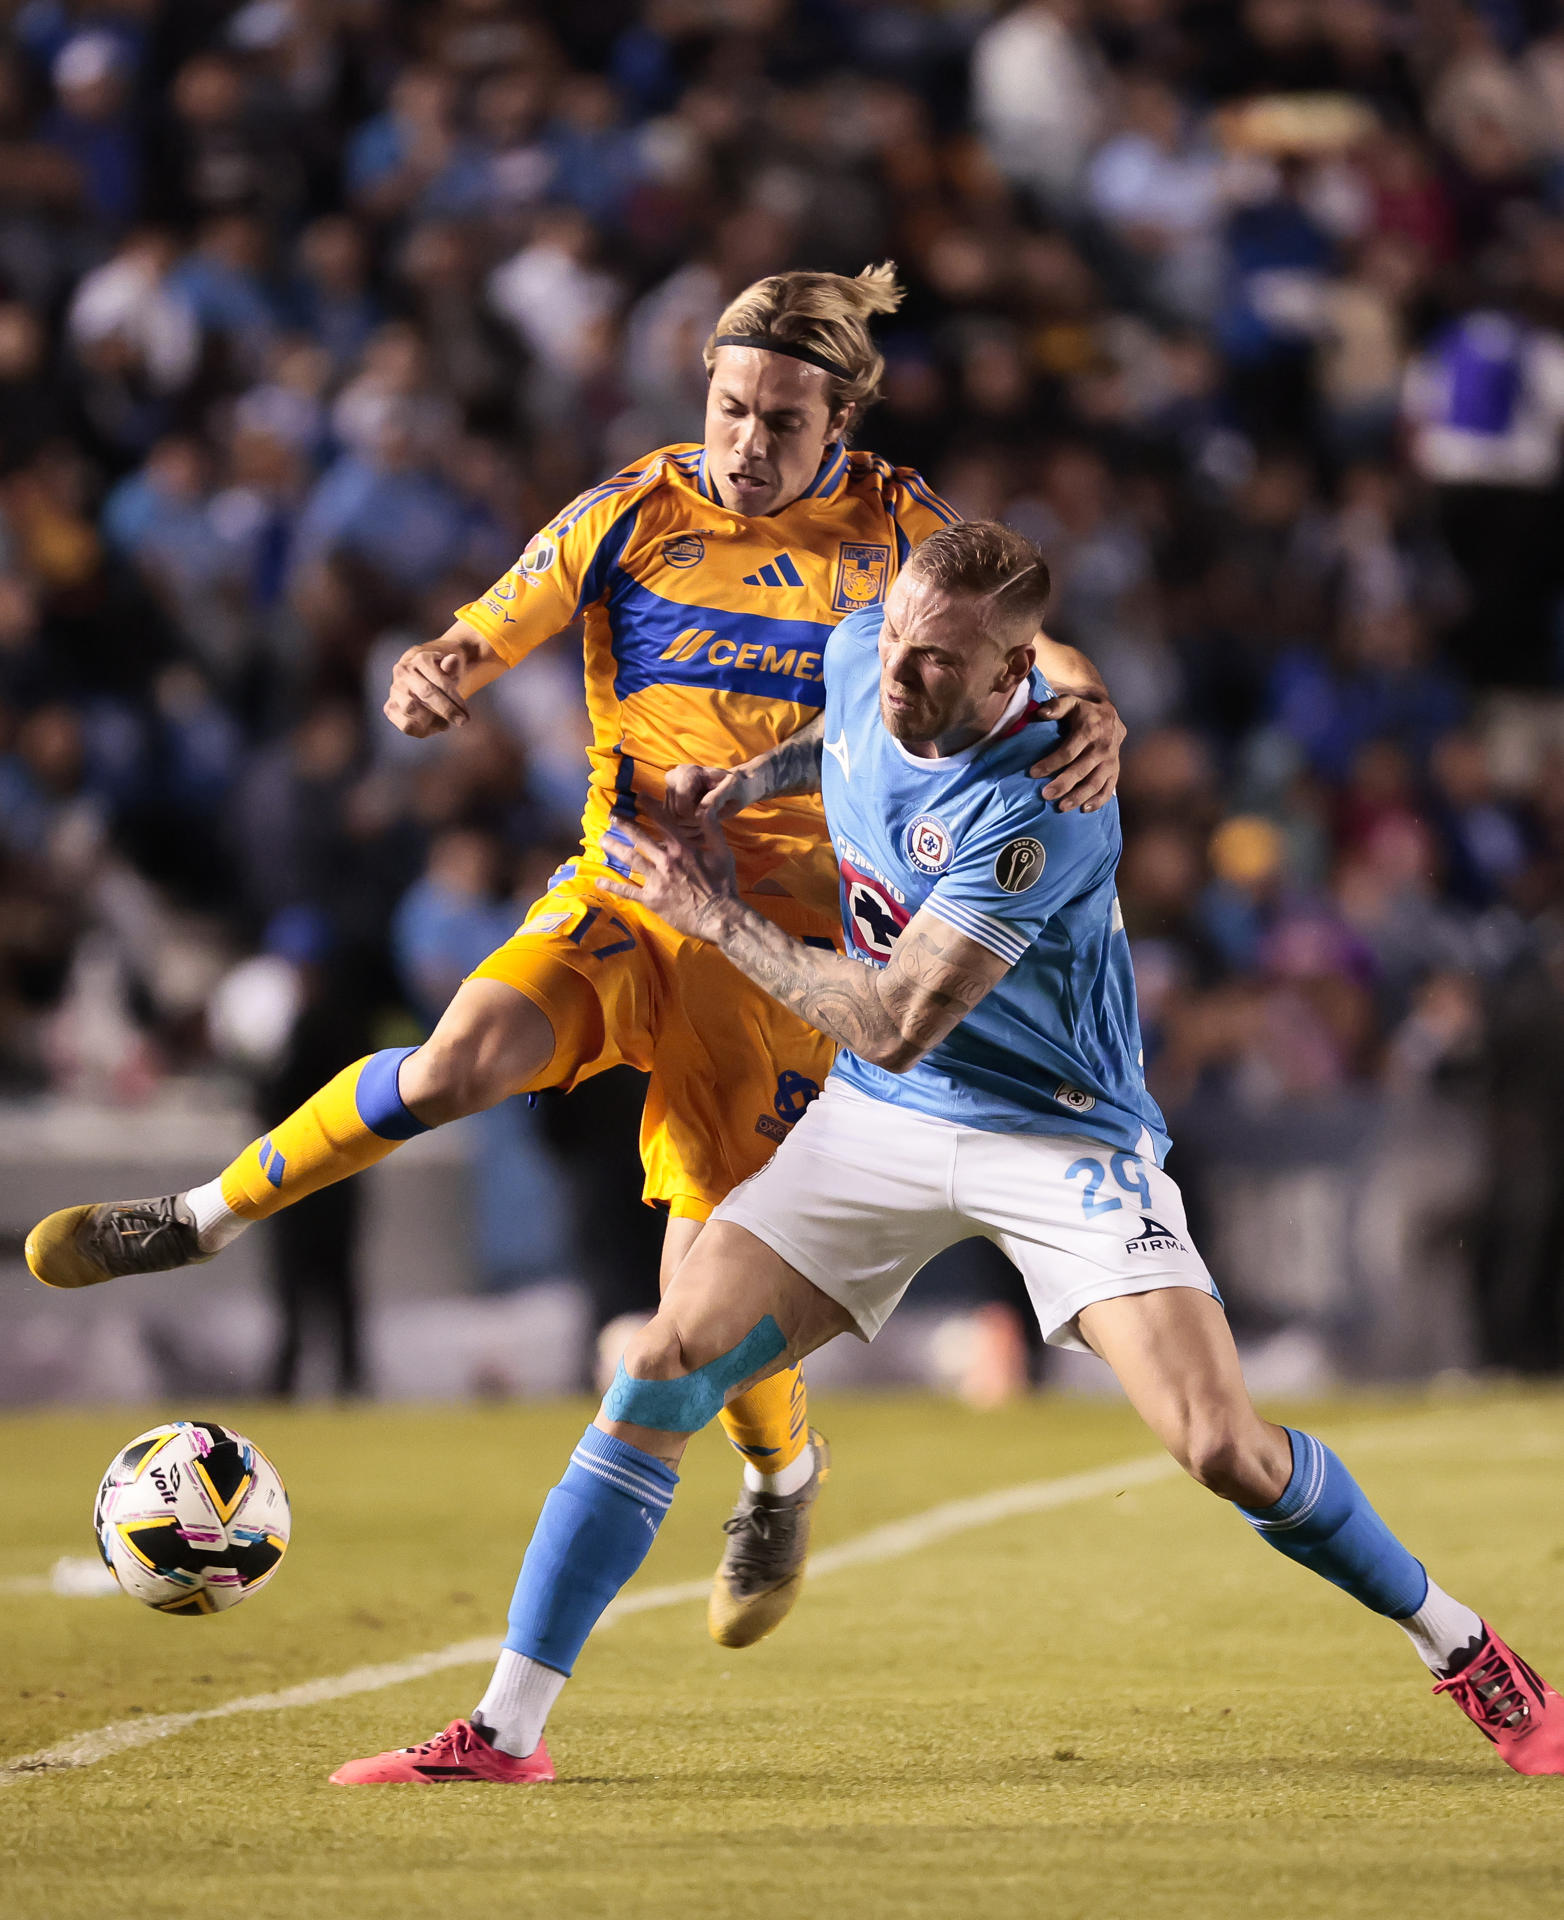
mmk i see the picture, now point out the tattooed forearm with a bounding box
[699,896,1008,1071]
[736,714,824,804]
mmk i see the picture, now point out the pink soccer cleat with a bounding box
[1433,1626,1564,1776]
[330,1719,555,1785]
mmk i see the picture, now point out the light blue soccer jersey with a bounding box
[820,605,1170,1161]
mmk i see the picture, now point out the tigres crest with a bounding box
[832,542,891,613]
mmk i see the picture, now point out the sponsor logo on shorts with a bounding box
[755,1113,788,1143]
[662,534,705,568]
[773,1070,820,1123]
[1124,1215,1188,1257]
[994,836,1046,893]
[905,814,953,875]
[1054,1083,1096,1113]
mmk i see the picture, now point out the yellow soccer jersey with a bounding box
[457,441,958,928]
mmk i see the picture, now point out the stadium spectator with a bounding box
[5,0,1564,1370]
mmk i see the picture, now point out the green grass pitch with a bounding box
[3,1389,1563,1920]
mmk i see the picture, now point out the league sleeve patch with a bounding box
[519,535,557,580]
[994,836,1046,893]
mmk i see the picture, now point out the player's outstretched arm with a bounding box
[663,714,825,824]
[384,619,510,737]
[603,807,1007,1072]
[1030,636,1125,815]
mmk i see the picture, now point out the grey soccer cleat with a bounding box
[25,1195,210,1289]
[707,1428,830,1649]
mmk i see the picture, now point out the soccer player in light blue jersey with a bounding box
[332,521,1564,1786]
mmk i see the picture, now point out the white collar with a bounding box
[888,678,1034,770]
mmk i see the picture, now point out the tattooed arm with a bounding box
[662,714,824,825]
[603,806,1010,1072]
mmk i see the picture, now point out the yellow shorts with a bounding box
[471,865,837,1219]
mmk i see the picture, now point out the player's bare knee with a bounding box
[1180,1418,1274,1504]
[401,995,553,1123]
[397,1040,501,1123]
[620,1316,691,1382]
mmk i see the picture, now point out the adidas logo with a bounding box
[743,553,804,588]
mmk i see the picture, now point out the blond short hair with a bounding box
[704,263,905,429]
[908,522,1053,642]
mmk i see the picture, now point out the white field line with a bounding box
[0,1403,1522,1786]
[1,1450,1179,1784]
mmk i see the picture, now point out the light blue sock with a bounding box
[502,1425,679,1674]
[1239,1427,1429,1619]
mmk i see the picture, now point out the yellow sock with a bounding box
[218,1047,429,1221]
[719,1364,809,1475]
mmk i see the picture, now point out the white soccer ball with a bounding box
[93,1421,291,1616]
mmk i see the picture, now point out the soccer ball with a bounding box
[93,1421,291,1616]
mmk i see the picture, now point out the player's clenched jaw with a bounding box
[876,568,1034,759]
[703,345,850,517]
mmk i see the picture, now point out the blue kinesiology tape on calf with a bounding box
[601,1315,790,1433]
[503,1425,679,1673]
[1239,1426,1429,1619]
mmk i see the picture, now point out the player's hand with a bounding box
[662,763,755,825]
[599,803,738,942]
[384,646,470,737]
[1029,691,1125,813]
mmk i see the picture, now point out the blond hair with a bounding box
[704,263,904,429]
[908,522,1053,642]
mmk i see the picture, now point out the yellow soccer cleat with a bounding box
[25,1196,210,1290]
[708,1428,830,1649]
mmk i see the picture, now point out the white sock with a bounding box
[183,1178,249,1254]
[473,1648,567,1757]
[743,1442,814,1498]
[1397,1579,1485,1675]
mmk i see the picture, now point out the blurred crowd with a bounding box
[4,0,1564,1370]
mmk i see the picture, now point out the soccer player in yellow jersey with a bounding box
[28,264,1124,1647]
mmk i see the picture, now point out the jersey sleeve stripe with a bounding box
[572,497,644,617]
[552,452,669,533]
[900,470,963,526]
[554,473,648,533]
[923,895,1030,964]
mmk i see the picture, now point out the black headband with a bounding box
[712,333,853,381]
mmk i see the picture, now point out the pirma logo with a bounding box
[1124,1215,1188,1257]
[662,534,705,568]
[1054,1083,1096,1113]
[905,814,953,875]
[994,836,1046,893]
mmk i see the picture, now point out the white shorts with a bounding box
[712,1080,1218,1352]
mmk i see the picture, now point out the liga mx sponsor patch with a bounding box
[832,542,890,612]
[519,535,556,580]
[905,813,953,875]
[662,533,705,568]
[994,836,1046,893]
